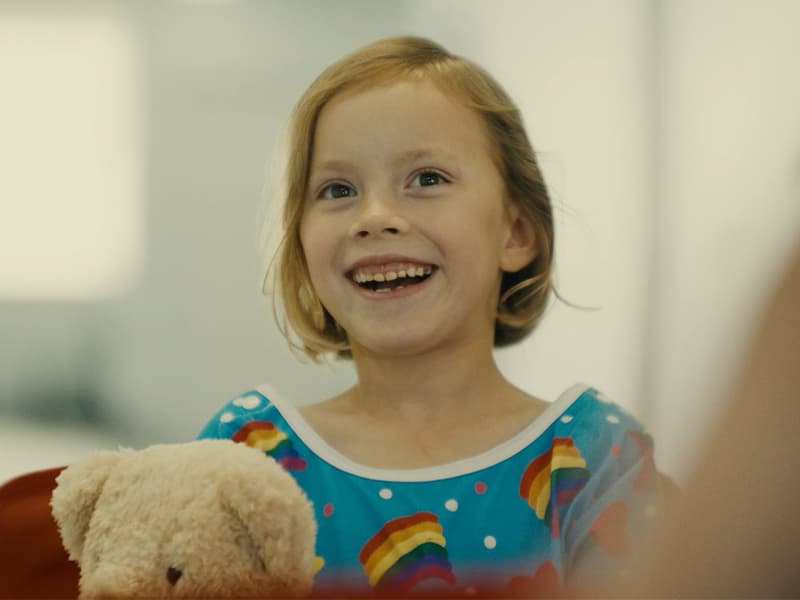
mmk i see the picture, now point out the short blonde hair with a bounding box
[268,36,554,361]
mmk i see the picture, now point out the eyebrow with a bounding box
[391,147,458,167]
[312,147,458,173]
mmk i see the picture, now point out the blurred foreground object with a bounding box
[637,242,800,597]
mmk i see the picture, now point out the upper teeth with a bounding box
[352,265,432,283]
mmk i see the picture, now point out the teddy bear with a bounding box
[50,439,317,598]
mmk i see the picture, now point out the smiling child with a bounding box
[199,36,662,597]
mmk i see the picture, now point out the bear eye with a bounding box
[166,566,182,586]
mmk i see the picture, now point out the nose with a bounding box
[166,566,183,586]
[348,191,410,239]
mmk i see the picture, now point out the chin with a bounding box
[355,341,429,359]
[349,325,475,360]
[349,331,441,359]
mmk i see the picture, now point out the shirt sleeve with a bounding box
[196,389,284,441]
[197,392,258,440]
[559,394,665,593]
[196,389,314,474]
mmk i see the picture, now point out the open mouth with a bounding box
[348,264,436,293]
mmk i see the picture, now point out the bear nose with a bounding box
[166,566,182,586]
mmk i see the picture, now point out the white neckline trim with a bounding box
[254,383,592,482]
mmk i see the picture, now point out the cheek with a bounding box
[299,220,339,295]
[459,206,508,257]
[299,220,325,269]
[300,211,340,253]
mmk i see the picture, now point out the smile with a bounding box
[346,262,436,295]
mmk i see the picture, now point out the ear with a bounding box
[50,449,125,563]
[221,453,317,594]
[500,203,538,273]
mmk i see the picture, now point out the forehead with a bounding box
[310,79,494,168]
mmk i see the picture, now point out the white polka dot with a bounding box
[445,499,459,512]
[606,414,621,424]
[645,504,657,518]
[483,535,497,550]
[219,411,235,423]
[232,395,261,410]
[560,415,573,423]
[378,488,393,500]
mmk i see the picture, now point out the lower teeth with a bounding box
[375,284,406,294]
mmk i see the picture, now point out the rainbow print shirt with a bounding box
[197,384,662,597]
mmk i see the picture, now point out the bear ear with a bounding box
[221,451,316,594]
[50,449,125,562]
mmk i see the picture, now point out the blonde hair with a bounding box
[268,36,554,361]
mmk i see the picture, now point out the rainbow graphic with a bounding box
[519,437,590,537]
[232,420,307,471]
[359,511,456,594]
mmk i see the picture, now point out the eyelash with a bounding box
[317,182,355,200]
[409,169,450,188]
[315,169,450,200]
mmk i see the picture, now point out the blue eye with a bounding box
[410,170,448,187]
[318,183,355,200]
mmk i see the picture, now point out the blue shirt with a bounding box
[198,384,661,597]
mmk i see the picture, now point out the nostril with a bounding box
[166,566,182,586]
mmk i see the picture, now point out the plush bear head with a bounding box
[50,439,316,598]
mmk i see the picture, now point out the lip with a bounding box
[345,254,437,274]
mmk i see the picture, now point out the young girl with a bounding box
[199,36,662,597]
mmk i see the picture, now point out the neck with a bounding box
[343,336,521,427]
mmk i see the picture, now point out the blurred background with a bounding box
[1,0,798,484]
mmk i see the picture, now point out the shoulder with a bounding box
[197,386,314,472]
[551,388,664,588]
[557,386,652,453]
[554,387,660,500]
[551,386,658,499]
[197,386,300,447]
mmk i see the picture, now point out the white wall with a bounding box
[648,0,800,476]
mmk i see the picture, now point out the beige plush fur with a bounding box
[51,439,316,598]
